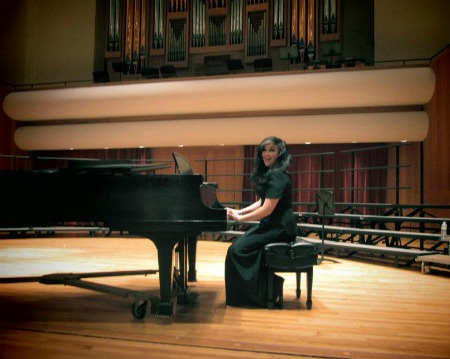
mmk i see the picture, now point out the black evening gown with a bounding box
[225,170,297,307]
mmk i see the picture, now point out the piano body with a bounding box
[0,164,227,317]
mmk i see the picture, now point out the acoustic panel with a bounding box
[4,67,435,122]
[13,111,429,150]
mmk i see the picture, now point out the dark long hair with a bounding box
[250,136,292,183]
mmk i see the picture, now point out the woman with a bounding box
[225,136,297,308]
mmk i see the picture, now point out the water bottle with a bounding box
[441,221,447,236]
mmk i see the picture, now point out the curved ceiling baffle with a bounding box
[3,67,435,150]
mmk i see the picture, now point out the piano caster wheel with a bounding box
[131,299,148,319]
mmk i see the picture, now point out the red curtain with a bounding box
[288,143,388,214]
[32,143,388,214]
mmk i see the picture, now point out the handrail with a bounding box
[294,202,450,210]
[430,43,449,60]
[372,43,449,66]
[194,151,335,163]
[340,142,410,154]
[373,58,431,66]
[2,44,448,91]
[0,79,92,91]
[0,154,29,159]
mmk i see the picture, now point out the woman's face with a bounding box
[261,142,280,168]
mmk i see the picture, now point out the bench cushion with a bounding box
[264,241,318,270]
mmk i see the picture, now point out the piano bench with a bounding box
[264,240,318,310]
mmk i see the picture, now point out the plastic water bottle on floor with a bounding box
[441,221,448,255]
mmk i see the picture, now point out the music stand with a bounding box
[279,45,298,71]
[316,190,336,264]
[112,61,129,81]
[172,152,193,175]
[92,71,110,83]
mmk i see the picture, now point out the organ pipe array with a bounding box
[247,12,266,56]
[108,0,120,51]
[169,0,188,12]
[153,0,164,49]
[168,19,186,62]
[105,0,321,65]
[192,0,206,47]
[272,0,284,40]
[209,17,226,46]
[230,0,243,44]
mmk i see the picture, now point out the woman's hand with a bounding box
[226,208,242,222]
[229,211,242,222]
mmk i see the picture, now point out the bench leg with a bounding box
[267,270,275,309]
[296,272,301,298]
[306,267,313,310]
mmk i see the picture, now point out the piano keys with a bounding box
[0,163,227,317]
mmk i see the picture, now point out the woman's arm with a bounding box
[226,199,261,219]
[228,198,279,222]
[238,200,262,215]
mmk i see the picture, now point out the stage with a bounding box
[0,236,449,359]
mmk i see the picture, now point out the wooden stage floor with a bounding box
[0,236,449,359]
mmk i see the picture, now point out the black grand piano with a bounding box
[0,159,227,318]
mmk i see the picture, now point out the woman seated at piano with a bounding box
[225,136,297,308]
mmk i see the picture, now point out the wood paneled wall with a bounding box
[385,142,421,205]
[423,48,450,217]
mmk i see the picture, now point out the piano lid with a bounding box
[34,159,171,175]
[0,171,226,233]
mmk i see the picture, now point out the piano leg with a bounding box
[148,234,178,317]
[187,235,197,282]
[172,236,199,305]
[174,235,204,305]
[175,238,189,304]
[145,233,198,317]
